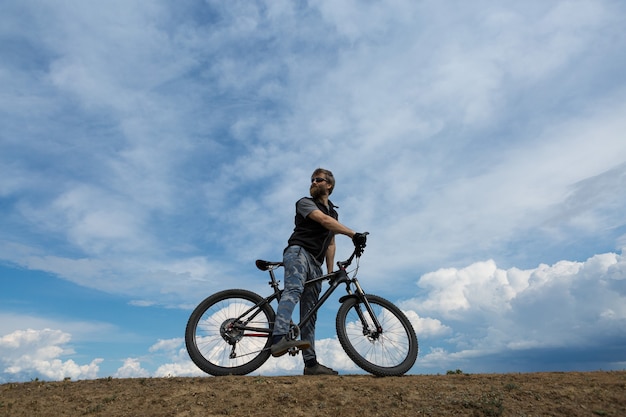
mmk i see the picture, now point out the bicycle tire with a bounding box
[336,294,418,376]
[185,289,275,376]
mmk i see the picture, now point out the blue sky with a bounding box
[1,0,626,382]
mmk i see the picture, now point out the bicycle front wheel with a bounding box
[336,294,418,376]
[185,289,275,376]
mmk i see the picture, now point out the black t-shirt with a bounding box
[286,197,338,264]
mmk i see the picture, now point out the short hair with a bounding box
[313,168,335,195]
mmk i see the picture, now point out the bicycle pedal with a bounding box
[287,347,301,356]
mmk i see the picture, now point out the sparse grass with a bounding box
[103,395,117,404]
[83,403,106,415]
[458,391,504,416]
[504,382,519,391]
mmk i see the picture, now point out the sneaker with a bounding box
[270,337,311,357]
[303,363,339,376]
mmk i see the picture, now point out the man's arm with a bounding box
[308,210,355,238]
[307,208,357,273]
[325,235,336,273]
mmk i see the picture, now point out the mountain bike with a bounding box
[185,234,418,377]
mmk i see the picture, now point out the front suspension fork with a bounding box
[348,280,383,337]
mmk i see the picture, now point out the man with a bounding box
[270,168,367,375]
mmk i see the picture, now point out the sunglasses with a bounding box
[311,177,328,183]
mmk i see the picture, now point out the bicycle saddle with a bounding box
[255,259,283,271]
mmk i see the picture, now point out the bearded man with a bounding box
[270,168,366,375]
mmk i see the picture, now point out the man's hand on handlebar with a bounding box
[352,232,368,255]
[352,232,367,246]
[336,233,369,268]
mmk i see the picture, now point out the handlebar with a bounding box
[337,232,369,269]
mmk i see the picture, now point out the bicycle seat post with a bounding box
[268,268,281,293]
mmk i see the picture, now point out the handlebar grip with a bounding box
[352,231,368,247]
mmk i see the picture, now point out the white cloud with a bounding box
[148,338,205,377]
[154,361,205,378]
[408,260,524,319]
[108,339,206,379]
[0,241,236,306]
[404,310,452,339]
[0,329,102,382]
[0,313,120,344]
[149,338,184,354]
[114,358,150,378]
[402,251,626,371]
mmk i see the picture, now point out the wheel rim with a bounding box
[343,301,412,369]
[194,297,270,368]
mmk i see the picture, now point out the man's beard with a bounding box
[310,185,327,199]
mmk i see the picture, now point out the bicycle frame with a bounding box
[235,248,383,343]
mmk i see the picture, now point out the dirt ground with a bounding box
[1,371,624,417]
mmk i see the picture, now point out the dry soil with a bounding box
[1,371,625,416]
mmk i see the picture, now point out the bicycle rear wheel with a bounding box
[336,294,418,376]
[185,289,275,376]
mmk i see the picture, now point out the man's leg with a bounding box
[300,271,322,364]
[299,256,339,375]
[272,246,310,356]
